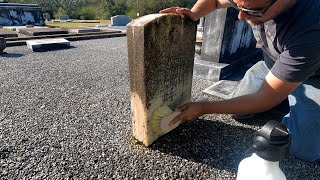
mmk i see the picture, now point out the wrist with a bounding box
[200,102,211,115]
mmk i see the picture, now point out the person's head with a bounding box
[226,0,297,25]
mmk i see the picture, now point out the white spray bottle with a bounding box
[237,120,290,180]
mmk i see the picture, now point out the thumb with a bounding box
[169,111,184,126]
[176,103,189,112]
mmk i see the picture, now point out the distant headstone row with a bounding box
[0,3,45,26]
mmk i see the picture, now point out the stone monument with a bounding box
[127,14,196,146]
[111,15,131,26]
[0,3,45,26]
[194,8,262,81]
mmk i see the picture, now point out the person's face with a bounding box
[228,0,293,25]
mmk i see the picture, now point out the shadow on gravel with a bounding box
[33,45,76,52]
[0,53,24,58]
[150,119,255,173]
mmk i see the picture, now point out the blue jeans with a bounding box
[229,61,320,162]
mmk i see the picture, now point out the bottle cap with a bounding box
[252,120,290,162]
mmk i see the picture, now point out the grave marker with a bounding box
[127,14,196,146]
[0,3,45,26]
[18,28,68,36]
[0,29,17,38]
[26,38,70,52]
[68,27,100,34]
[111,15,131,26]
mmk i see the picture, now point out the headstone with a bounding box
[26,38,70,52]
[0,37,6,54]
[68,27,100,34]
[59,15,69,20]
[0,29,18,38]
[43,13,51,21]
[193,8,262,81]
[18,28,68,36]
[0,3,45,26]
[111,15,131,26]
[127,14,196,146]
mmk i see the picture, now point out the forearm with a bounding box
[202,92,282,115]
[191,0,227,20]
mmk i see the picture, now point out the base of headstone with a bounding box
[26,38,70,52]
[19,28,68,36]
[203,80,239,99]
[194,50,262,81]
[0,30,18,38]
[4,26,47,32]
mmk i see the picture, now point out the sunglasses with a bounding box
[226,0,276,17]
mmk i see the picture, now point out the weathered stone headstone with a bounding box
[0,3,45,26]
[127,14,196,146]
[26,38,70,52]
[111,15,131,26]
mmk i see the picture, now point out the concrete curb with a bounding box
[6,31,126,47]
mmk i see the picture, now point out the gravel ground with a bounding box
[0,37,320,179]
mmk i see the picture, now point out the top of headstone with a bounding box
[128,14,183,27]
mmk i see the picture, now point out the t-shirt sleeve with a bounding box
[271,28,320,82]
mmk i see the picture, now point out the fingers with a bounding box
[175,103,189,112]
[170,112,184,126]
[159,7,180,14]
[160,7,196,20]
[170,103,192,126]
[176,8,195,20]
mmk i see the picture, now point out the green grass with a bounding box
[46,20,111,28]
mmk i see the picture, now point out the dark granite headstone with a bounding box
[127,14,196,146]
[0,37,6,54]
[0,3,45,26]
[194,8,262,81]
[18,28,68,36]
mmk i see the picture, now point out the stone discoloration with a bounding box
[127,14,196,146]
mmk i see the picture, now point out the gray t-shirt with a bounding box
[251,0,320,82]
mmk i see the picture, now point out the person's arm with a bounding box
[170,72,301,125]
[160,0,230,21]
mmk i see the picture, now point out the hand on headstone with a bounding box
[160,7,198,21]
